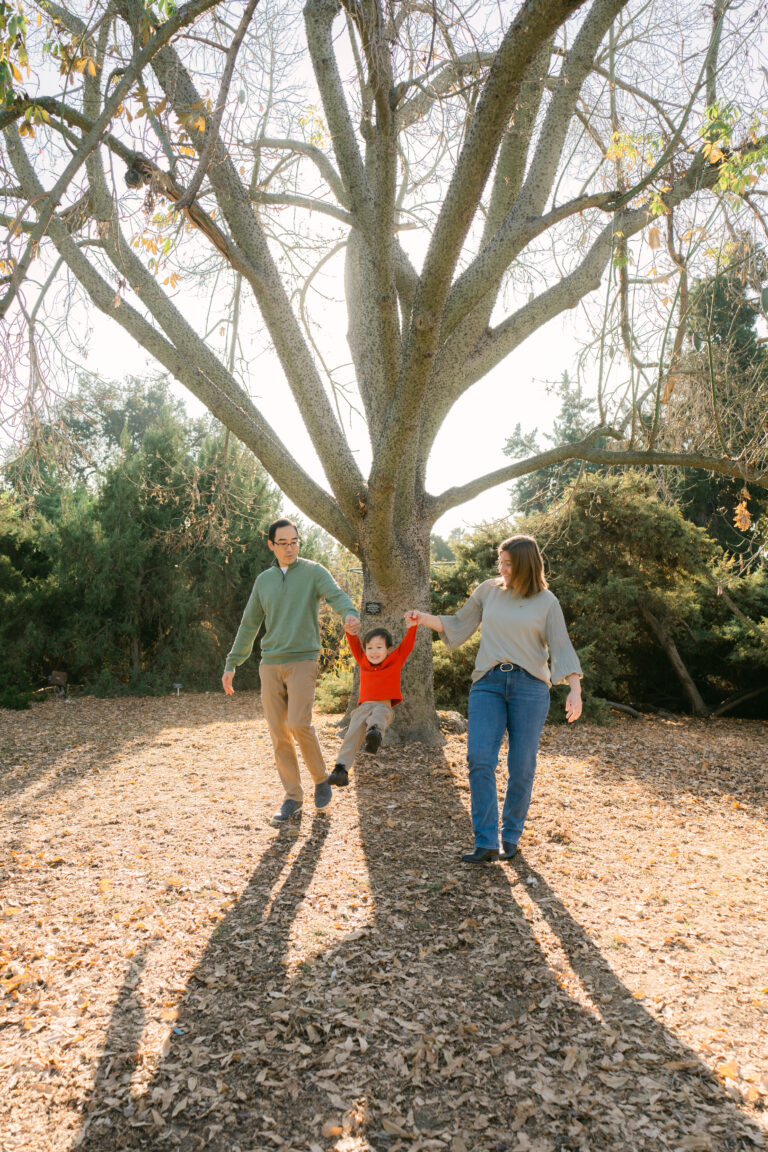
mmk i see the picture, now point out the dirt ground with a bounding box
[1,693,767,1152]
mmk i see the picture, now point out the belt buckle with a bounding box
[498,662,515,672]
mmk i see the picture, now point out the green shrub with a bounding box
[315,667,354,713]
[0,686,34,710]
[432,637,479,714]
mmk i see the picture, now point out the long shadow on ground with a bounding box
[70,744,764,1152]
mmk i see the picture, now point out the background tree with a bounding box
[658,246,768,553]
[431,473,768,718]
[506,372,609,514]
[0,379,321,698]
[2,0,768,738]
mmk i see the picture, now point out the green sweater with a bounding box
[224,557,358,670]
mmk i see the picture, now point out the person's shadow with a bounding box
[70,743,764,1152]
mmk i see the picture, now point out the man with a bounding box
[222,519,360,824]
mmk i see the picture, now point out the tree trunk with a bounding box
[639,604,709,717]
[356,531,444,746]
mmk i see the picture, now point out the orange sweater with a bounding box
[346,625,417,706]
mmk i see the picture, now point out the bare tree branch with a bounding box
[0,0,223,321]
[174,0,261,211]
[250,136,348,206]
[428,435,765,522]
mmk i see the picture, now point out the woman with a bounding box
[411,535,582,864]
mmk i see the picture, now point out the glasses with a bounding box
[273,538,300,548]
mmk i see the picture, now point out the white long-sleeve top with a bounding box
[438,581,582,687]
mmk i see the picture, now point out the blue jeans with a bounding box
[466,665,550,851]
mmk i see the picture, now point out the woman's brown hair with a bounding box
[497,535,548,597]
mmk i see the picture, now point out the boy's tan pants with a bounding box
[337,700,394,766]
[259,660,328,802]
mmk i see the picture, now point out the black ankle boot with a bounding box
[461,847,499,864]
[363,726,382,754]
[328,764,349,787]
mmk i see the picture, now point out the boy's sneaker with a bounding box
[271,798,302,826]
[328,764,349,787]
[314,779,333,810]
[364,725,382,754]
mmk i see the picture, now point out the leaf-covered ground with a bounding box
[1,694,767,1152]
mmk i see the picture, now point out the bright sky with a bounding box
[85,302,578,539]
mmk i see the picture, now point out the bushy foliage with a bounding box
[314,666,354,714]
[0,380,301,698]
[523,473,716,708]
[426,474,768,718]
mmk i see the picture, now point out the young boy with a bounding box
[328,615,417,786]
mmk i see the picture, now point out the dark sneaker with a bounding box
[500,841,518,861]
[314,779,333,810]
[363,725,382,754]
[271,798,302,826]
[328,764,349,787]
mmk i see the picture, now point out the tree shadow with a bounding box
[73,813,330,1151]
[65,742,764,1152]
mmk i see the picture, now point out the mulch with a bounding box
[1,693,767,1152]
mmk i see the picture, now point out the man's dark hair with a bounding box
[268,518,299,543]
[363,627,393,648]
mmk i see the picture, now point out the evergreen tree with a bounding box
[0,381,285,697]
[661,253,768,552]
[428,474,768,718]
[505,373,609,514]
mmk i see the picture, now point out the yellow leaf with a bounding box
[734,499,752,531]
[718,1060,739,1080]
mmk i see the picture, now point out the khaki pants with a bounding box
[259,661,328,802]
[337,700,394,766]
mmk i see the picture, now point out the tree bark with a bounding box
[639,605,709,717]
[356,525,443,745]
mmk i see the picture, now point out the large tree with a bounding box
[1,0,767,739]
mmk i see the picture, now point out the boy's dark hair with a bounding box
[268,517,298,543]
[363,627,393,648]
